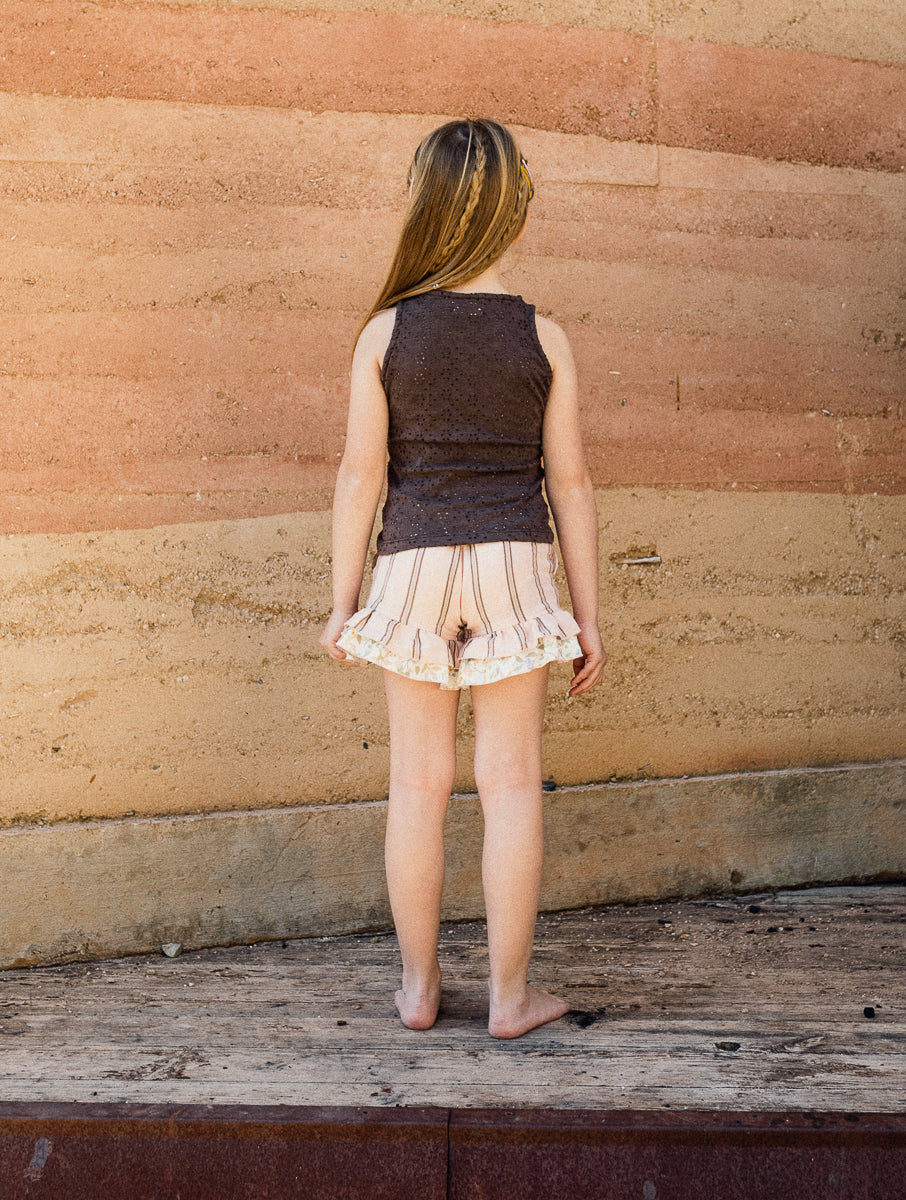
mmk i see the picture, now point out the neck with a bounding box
[443,261,509,294]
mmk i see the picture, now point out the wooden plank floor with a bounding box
[0,885,902,1112]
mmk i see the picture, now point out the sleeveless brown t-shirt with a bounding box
[375,290,555,555]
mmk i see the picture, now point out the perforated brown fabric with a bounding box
[376,290,554,554]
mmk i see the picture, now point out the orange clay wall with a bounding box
[1,0,904,828]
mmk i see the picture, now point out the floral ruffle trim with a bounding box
[341,604,580,661]
[337,627,582,690]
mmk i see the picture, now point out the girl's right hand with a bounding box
[569,626,606,697]
[319,610,355,663]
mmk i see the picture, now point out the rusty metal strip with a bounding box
[449,1108,906,1200]
[1,1104,904,1200]
[0,1103,447,1200]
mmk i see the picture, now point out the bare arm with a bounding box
[537,315,606,696]
[319,310,394,662]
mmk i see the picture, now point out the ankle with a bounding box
[488,978,528,1010]
[402,963,442,994]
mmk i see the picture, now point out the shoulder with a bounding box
[533,312,575,375]
[353,306,398,369]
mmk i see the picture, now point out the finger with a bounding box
[569,656,604,695]
[568,664,594,693]
[569,673,598,696]
[573,649,601,677]
[320,635,349,663]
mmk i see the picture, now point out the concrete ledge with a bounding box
[2,761,904,969]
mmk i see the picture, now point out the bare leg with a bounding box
[383,670,459,1030]
[471,665,570,1038]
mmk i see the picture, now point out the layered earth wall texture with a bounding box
[0,0,904,961]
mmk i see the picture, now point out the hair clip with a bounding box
[519,157,534,201]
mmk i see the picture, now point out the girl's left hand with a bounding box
[569,626,606,697]
[320,610,355,663]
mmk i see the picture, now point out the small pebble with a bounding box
[161,943,182,958]
[864,1006,876,1019]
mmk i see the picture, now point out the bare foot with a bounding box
[394,970,442,1031]
[488,985,570,1040]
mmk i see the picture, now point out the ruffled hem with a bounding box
[337,624,583,690]
[341,605,580,661]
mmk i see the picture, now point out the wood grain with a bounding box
[1,885,902,1112]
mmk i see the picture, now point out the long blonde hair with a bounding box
[358,119,533,338]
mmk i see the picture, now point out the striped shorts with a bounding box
[336,541,582,690]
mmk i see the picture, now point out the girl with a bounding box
[320,118,605,1039]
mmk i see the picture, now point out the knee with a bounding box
[473,748,541,803]
[389,761,455,807]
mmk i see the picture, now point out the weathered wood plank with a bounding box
[0,886,902,1111]
[0,1037,901,1110]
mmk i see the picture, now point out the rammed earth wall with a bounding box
[1,0,903,964]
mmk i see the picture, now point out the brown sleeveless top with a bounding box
[375,290,554,555]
